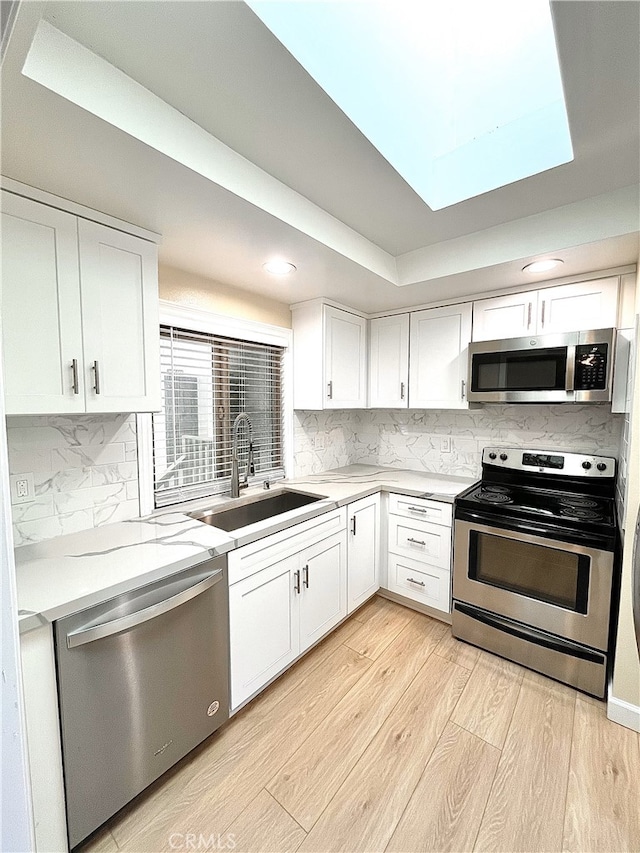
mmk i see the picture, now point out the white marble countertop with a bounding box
[16,465,476,632]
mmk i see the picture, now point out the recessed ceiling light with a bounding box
[522,258,564,274]
[263,260,297,275]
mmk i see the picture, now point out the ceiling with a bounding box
[1,0,639,313]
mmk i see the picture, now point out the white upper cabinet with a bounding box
[537,279,619,334]
[291,301,367,409]
[472,278,619,341]
[1,193,86,414]
[409,303,472,409]
[78,221,160,413]
[472,291,537,341]
[1,191,160,414]
[369,314,409,408]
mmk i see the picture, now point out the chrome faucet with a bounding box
[230,413,255,498]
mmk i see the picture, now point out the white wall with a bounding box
[294,404,623,478]
[610,267,640,729]
[1,352,35,851]
[159,265,292,328]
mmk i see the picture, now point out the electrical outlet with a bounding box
[440,436,452,453]
[10,473,35,504]
[314,434,325,450]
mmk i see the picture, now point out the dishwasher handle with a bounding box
[66,569,224,649]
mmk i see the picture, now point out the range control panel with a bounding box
[482,447,616,478]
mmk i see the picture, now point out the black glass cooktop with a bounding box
[457,482,616,531]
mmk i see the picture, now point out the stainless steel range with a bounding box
[452,447,620,698]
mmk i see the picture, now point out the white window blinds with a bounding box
[153,325,285,508]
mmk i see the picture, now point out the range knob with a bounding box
[582,461,592,470]
[597,462,607,472]
[499,453,508,461]
[488,452,497,460]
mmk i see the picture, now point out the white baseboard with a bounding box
[607,695,640,732]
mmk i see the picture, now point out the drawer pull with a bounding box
[407,577,425,587]
[407,506,427,513]
[407,537,426,546]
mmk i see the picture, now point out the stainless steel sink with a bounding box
[188,490,325,532]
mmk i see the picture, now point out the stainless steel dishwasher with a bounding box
[54,555,229,849]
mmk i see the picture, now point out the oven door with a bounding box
[453,519,614,651]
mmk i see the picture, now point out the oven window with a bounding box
[469,532,589,613]
[472,348,567,392]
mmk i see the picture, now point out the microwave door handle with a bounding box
[565,345,576,391]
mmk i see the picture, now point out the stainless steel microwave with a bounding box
[467,328,615,403]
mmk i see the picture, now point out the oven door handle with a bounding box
[454,603,603,663]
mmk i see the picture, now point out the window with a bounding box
[152,325,285,508]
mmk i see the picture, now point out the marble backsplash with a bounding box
[294,405,624,480]
[7,414,139,546]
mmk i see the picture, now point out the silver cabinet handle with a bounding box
[407,537,426,546]
[407,506,427,513]
[540,300,546,328]
[461,379,466,400]
[294,569,301,594]
[327,380,333,399]
[303,565,309,589]
[527,302,533,329]
[71,359,79,394]
[400,381,405,400]
[351,515,357,535]
[66,569,223,648]
[407,577,425,587]
[92,360,101,394]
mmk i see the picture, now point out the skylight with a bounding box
[247,0,573,210]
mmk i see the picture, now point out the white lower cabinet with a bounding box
[229,510,347,710]
[229,554,300,709]
[299,533,347,649]
[386,493,453,615]
[347,494,381,612]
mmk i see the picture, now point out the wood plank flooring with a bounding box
[81,597,640,853]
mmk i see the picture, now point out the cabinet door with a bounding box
[409,303,472,409]
[1,193,85,414]
[538,279,619,334]
[229,556,299,709]
[369,314,409,408]
[299,531,347,651]
[347,494,380,613]
[78,220,160,413]
[472,292,536,341]
[324,306,367,408]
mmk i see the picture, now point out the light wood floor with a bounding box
[81,596,640,853]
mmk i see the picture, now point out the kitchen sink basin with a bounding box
[189,490,325,531]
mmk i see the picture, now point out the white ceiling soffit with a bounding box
[20,18,639,292]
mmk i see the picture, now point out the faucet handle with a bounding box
[263,479,271,490]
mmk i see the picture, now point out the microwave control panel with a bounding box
[574,343,608,390]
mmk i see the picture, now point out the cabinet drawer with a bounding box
[388,515,451,569]
[388,554,451,612]
[229,507,346,585]
[389,493,452,526]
